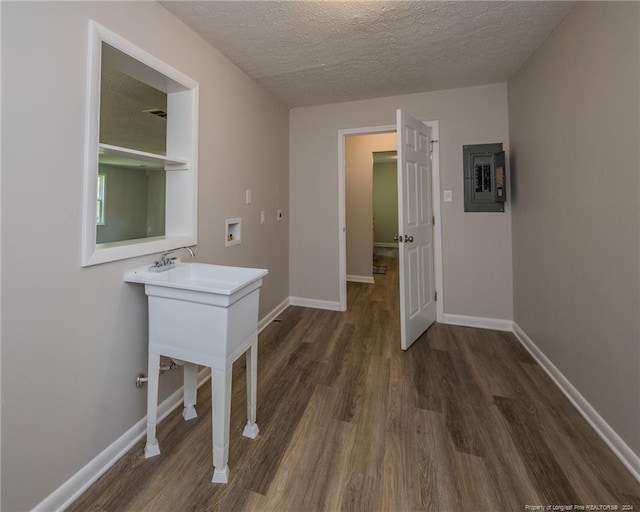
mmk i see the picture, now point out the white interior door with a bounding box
[397,109,436,350]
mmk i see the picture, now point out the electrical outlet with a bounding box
[260,211,266,224]
[277,209,283,221]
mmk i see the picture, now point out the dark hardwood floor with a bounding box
[69,249,640,511]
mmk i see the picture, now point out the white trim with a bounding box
[429,120,444,325]
[258,297,290,333]
[512,323,640,483]
[289,296,342,311]
[374,242,399,248]
[443,313,513,332]
[33,368,211,512]
[346,275,375,284]
[338,124,395,312]
[337,120,443,324]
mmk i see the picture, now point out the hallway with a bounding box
[70,249,639,511]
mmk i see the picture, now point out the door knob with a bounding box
[404,235,414,243]
[393,235,403,242]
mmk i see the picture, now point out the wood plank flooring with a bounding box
[69,249,640,511]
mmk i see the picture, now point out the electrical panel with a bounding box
[463,143,506,213]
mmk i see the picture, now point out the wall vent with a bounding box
[143,108,167,119]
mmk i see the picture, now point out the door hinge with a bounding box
[434,291,437,302]
[432,215,435,226]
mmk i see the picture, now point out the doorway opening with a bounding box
[337,121,444,330]
[372,150,399,277]
[344,132,397,285]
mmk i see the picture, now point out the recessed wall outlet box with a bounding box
[444,190,453,202]
[245,190,252,205]
[225,218,242,247]
[277,209,283,221]
[260,211,266,224]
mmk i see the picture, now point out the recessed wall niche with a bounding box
[82,21,199,266]
[97,62,168,245]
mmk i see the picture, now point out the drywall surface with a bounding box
[373,160,399,247]
[345,133,396,278]
[290,83,513,319]
[509,2,640,456]
[1,2,288,510]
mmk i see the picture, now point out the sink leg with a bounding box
[145,352,161,458]
[242,341,260,439]
[182,362,198,421]
[211,367,232,483]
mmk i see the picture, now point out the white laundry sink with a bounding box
[125,261,268,483]
[125,262,268,304]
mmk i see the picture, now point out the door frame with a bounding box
[337,121,444,322]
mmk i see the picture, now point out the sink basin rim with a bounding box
[125,262,269,296]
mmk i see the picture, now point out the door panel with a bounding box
[419,163,431,225]
[397,109,436,350]
[407,246,420,317]
[406,162,418,227]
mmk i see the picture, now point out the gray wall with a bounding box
[290,83,513,319]
[373,160,399,247]
[1,2,289,510]
[509,2,640,457]
[345,132,396,279]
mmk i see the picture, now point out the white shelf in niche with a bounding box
[99,143,188,171]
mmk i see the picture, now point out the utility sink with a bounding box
[125,262,268,301]
[125,261,268,483]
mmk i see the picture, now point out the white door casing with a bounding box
[397,109,437,350]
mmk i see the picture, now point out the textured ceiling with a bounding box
[100,65,167,155]
[161,1,573,107]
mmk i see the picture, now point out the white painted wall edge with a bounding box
[289,296,342,311]
[513,322,640,484]
[442,313,513,332]
[34,297,291,512]
[258,297,290,333]
[346,275,375,284]
[33,367,212,512]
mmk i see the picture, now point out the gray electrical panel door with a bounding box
[463,143,506,213]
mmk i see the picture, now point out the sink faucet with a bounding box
[151,246,195,272]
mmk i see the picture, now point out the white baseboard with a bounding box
[258,297,289,333]
[346,274,375,284]
[33,368,211,512]
[442,313,513,332]
[289,296,342,311]
[374,242,398,248]
[513,322,640,483]
[34,298,292,512]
